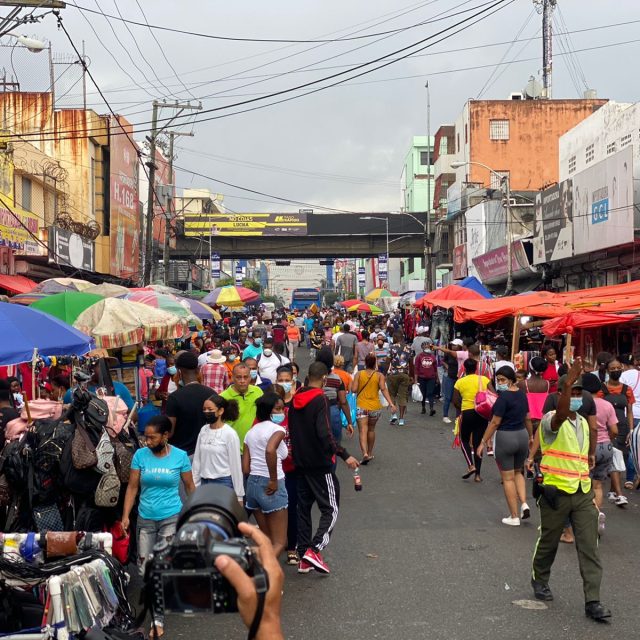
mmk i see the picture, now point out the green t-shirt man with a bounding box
[220,384,264,450]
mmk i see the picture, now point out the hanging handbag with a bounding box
[95,431,115,475]
[95,469,121,507]
[72,424,98,470]
[32,504,64,533]
[474,374,497,420]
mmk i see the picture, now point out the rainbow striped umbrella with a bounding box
[346,302,383,315]
[365,288,397,302]
[203,285,260,308]
[177,297,222,321]
[125,291,201,326]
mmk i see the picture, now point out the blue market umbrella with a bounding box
[0,301,94,365]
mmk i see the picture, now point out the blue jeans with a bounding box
[442,376,455,418]
[201,476,234,489]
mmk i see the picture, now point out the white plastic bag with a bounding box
[611,447,626,473]
[411,383,423,403]
[378,390,389,407]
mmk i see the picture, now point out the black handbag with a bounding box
[32,504,64,533]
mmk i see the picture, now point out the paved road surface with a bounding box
[165,346,640,640]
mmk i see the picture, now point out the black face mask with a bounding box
[203,411,218,424]
[149,442,166,454]
[609,370,622,381]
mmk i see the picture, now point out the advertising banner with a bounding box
[48,226,94,270]
[378,253,388,281]
[110,116,139,279]
[211,252,221,279]
[533,180,573,264]
[151,149,175,250]
[235,264,243,286]
[0,200,39,256]
[184,212,307,237]
[465,201,486,280]
[452,244,467,280]
[358,266,366,289]
[572,147,634,256]
[472,240,530,282]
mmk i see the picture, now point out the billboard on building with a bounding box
[184,212,307,237]
[572,147,634,257]
[378,253,388,282]
[151,149,175,251]
[533,180,573,265]
[48,226,94,270]
[452,244,467,280]
[0,202,39,255]
[472,240,530,282]
[465,201,486,280]
[110,116,139,279]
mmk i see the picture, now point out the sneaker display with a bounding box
[297,559,315,574]
[501,516,521,526]
[303,548,330,574]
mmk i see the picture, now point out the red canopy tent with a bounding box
[414,285,486,309]
[542,312,640,337]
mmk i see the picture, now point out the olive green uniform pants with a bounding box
[532,488,603,603]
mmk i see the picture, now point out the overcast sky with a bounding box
[22,0,640,214]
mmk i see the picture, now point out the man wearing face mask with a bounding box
[530,358,611,622]
[243,358,273,393]
[221,363,264,449]
[257,337,289,384]
[414,338,438,416]
[242,332,264,361]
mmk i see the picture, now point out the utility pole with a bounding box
[143,99,201,285]
[534,0,557,98]
[163,130,193,285]
[423,81,434,292]
[504,175,514,294]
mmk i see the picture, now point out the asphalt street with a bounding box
[164,346,640,640]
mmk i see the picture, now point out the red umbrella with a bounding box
[414,285,486,308]
[339,298,362,308]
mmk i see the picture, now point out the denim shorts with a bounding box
[201,476,234,489]
[356,407,382,420]
[245,475,288,513]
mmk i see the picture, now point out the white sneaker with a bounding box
[614,495,628,507]
[443,416,452,424]
[502,516,521,527]
[607,491,617,503]
[389,414,398,424]
[520,503,531,520]
[597,511,606,535]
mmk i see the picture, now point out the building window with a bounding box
[400,261,405,278]
[489,119,509,141]
[585,143,595,164]
[457,133,460,153]
[439,137,448,155]
[408,259,415,275]
[606,141,616,155]
[420,256,425,270]
[21,176,32,211]
[420,150,430,166]
[568,155,576,174]
[620,133,632,148]
[490,170,510,189]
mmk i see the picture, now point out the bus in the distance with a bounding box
[290,288,321,310]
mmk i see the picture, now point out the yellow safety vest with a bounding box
[539,413,591,494]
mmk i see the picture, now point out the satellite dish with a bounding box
[524,76,542,100]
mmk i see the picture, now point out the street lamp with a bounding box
[362,216,388,289]
[4,33,46,52]
[450,160,514,294]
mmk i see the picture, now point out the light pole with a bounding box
[362,216,388,288]
[3,33,46,52]
[424,81,433,293]
[451,160,514,294]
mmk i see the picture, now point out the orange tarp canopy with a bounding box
[414,285,486,308]
[542,312,640,337]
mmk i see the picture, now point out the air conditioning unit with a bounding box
[509,92,524,100]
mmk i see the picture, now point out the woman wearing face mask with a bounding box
[121,415,195,638]
[243,393,289,557]
[477,366,533,526]
[155,355,178,413]
[223,346,240,379]
[290,362,302,391]
[286,320,301,361]
[275,365,299,565]
[414,338,438,416]
[192,395,244,500]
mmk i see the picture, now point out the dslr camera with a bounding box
[146,485,267,616]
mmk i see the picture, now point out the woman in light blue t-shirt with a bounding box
[122,415,195,638]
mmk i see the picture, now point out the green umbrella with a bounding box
[31,291,105,325]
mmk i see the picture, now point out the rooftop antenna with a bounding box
[533,0,557,98]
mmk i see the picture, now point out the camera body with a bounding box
[145,485,265,616]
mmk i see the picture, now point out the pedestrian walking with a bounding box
[286,319,301,360]
[355,330,375,371]
[220,362,264,447]
[441,339,460,424]
[385,332,413,426]
[334,324,358,373]
[199,349,229,394]
[288,362,359,575]
[414,338,438,416]
[529,358,611,622]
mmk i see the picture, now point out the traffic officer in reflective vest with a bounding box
[530,357,611,622]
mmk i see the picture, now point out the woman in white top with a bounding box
[243,392,288,557]
[193,395,244,501]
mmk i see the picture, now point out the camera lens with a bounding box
[178,484,247,540]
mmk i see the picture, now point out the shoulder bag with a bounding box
[474,375,497,420]
[71,425,98,470]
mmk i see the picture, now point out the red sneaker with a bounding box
[297,559,314,574]
[303,548,330,574]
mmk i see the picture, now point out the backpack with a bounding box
[95,468,121,507]
[95,431,115,475]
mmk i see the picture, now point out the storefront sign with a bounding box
[0,201,39,256]
[211,252,221,279]
[472,240,530,282]
[378,253,388,281]
[235,264,243,286]
[48,226,94,270]
[533,180,573,264]
[110,116,139,279]
[184,212,308,237]
[358,266,366,288]
[572,147,634,257]
[452,244,468,280]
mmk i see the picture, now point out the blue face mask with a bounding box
[271,413,285,424]
[167,366,177,375]
[254,338,262,346]
[496,383,509,392]
[280,381,292,393]
[569,397,583,412]
[250,370,258,380]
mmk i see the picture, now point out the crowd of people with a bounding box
[2,302,638,632]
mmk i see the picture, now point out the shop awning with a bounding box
[0,274,37,294]
[542,312,640,337]
[414,284,488,308]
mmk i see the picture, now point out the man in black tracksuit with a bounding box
[288,361,358,574]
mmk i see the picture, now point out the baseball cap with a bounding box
[450,338,464,346]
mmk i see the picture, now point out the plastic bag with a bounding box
[411,383,423,403]
[341,392,357,427]
[378,390,388,407]
[611,447,626,473]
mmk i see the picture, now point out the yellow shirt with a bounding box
[454,374,490,412]
[355,370,382,411]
